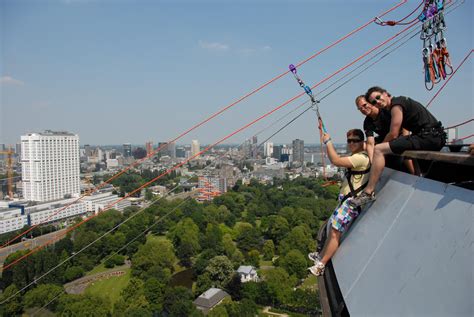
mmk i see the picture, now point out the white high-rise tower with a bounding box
[21,131,81,202]
[191,140,200,158]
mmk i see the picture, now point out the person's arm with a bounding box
[366,136,375,162]
[383,105,403,142]
[322,133,354,168]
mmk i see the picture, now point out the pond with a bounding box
[169,268,194,289]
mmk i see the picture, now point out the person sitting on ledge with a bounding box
[350,86,446,208]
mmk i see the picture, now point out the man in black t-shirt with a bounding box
[350,87,446,208]
[356,95,415,173]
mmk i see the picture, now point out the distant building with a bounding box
[272,145,283,161]
[292,139,304,163]
[237,265,259,283]
[197,176,227,201]
[168,141,176,159]
[145,141,153,156]
[193,288,230,315]
[176,147,186,158]
[191,140,200,158]
[264,142,273,158]
[21,131,80,202]
[123,143,132,158]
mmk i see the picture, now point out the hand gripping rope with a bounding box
[289,64,328,179]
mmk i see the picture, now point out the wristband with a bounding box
[324,138,332,145]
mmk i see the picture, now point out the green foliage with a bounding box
[168,218,201,267]
[63,266,85,282]
[263,267,297,305]
[262,240,275,260]
[236,224,261,252]
[278,249,308,279]
[57,294,111,317]
[278,225,314,256]
[104,254,125,268]
[246,250,260,268]
[131,237,176,281]
[0,284,23,316]
[204,255,235,288]
[23,284,64,310]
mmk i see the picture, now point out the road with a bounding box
[0,229,67,267]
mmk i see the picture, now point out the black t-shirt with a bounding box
[363,109,391,144]
[391,96,440,134]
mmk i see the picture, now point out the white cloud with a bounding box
[0,76,24,86]
[198,40,230,51]
[238,45,272,56]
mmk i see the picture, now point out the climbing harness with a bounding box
[420,0,452,90]
[289,64,328,179]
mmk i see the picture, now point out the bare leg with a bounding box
[404,158,416,175]
[364,143,393,194]
[320,228,341,265]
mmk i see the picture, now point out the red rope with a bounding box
[376,0,424,26]
[445,118,474,130]
[450,134,474,143]
[1,1,409,250]
[2,14,420,273]
[426,49,473,108]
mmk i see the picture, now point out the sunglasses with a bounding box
[369,95,382,105]
[347,138,362,144]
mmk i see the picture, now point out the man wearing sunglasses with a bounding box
[350,86,446,208]
[356,95,415,174]
[308,129,370,276]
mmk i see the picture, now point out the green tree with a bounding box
[132,237,177,280]
[246,250,260,268]
[0,284,22,316]
[262,240,275,260]
[278,225,314,255]
[63,266,85,282]
[58,294,111,316]
[260,215,290,244]
[23,284,64,311]
[205,256,235,288]
[236,225,261,253]
[222,233,237,258]
[208,304,228,317]
[263,267,296,305]
[168,218,201,267]
[279,249,307,279]
[144,277,165,313]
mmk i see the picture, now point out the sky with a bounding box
[1,0,472,146]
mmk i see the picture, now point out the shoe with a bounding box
[308,251,321,262]
[349,191,376,208]
[308,260,325,276]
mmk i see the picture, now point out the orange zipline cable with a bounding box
[2,18,421,272]
[1,1,409,249]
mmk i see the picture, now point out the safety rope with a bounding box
[375,0,425,26]
[426,48,472,108]
[444,118,473,130]
[421,0,453,90]
[289,64,328,178]
[449,134,473,143]
[0,1,410,250]
[1,2,466,299]
[0,11,426,272]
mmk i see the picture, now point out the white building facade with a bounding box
[21,131,81,202]
[191,140,200,158]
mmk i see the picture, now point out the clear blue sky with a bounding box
[1,0,472,146]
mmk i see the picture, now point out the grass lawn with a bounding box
[85,267,131,305]
[86,262,108,276]
[259,259,273,267]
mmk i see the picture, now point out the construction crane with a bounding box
[0,147,15,199]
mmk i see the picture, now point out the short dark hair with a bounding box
[365,86,391,101]
[355,95,365,105]
[347,129,365,141]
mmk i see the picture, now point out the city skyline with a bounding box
[2,1,472,145]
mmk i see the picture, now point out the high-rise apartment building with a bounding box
[145,141,154,156]
[264,142,273,158]
[292,139,304,163]
[191,140,200,158]
[123,143,132,157]
[21,131,80,202]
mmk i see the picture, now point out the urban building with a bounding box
[263,142,273,158]
[191,140,200,158]
[292,139,304,163]
[123,143,132,157]
[21,131,80,202]
[197,176,227,201]
[145,141,154,156]
[272,145,283,161]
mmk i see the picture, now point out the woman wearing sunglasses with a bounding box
[308,129,370,276]
[349,86,446,208]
